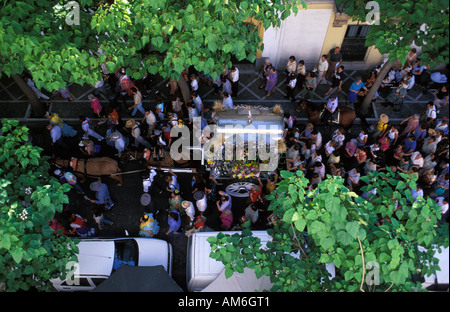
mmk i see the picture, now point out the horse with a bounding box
[54,157,123,186]
[296,99,356,130]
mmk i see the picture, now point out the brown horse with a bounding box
[54,157,123,186]
[296,99,356,130]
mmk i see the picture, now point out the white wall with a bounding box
[262,8,333,71]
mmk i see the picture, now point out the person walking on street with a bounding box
[89,181,115,210]
[80,116,104,141]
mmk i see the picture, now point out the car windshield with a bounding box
[112,239,138,271]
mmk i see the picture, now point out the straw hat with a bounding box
[182,201,192,209]
[380,114,389,123]
[125,119,136,128]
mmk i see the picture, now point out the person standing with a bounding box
[324,65,344,97]
[346,76,368,106]
[321,93,339,124]
[229,66,239,98]
[264,67,278,98]
[326,47,343,79]
[222,92,234,110]
[315,54,328,85]
[285,56,297,75]
[296,60,306,91]
[166,209,182,236]
[141,109,156,137]
[285,73,297,102]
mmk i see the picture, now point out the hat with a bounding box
[182,201,192,209]
[140,193,151,206]
[110,132,122,141]
[125,119,135,128]
[193,191,205,201]
[380,114,389,123]
[90,181,102,191]
[154,129,162,136]
[54,169,61,176]
[141,214,149,222]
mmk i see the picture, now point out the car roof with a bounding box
[76,240,115,277]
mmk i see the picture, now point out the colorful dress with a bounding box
[139,213,159,237]
[265,71,278,92]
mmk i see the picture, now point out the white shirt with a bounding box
[144,111,156,125]
[410,151,424,168]
[191,79,198,91]
[332,130,345,148]
[407,75,415,90]
[318,59,328,72]
[312,132,322,150]
[230,68,239,82]
[222,96,233,109]
[426,105,437,119]
[327,98,338,113]
[437,197,449,215]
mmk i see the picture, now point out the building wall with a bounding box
[258,1,384,71]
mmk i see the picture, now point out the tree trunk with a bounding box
[178,74,191,105]
[359,59,399,115]
[11,73,46,118]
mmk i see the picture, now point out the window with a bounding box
[112,239,138,271]
[340,25,371,62]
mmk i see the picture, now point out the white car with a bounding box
[51,237,173,292]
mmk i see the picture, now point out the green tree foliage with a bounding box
[209,170,449,292]
[338,0,449,67]
[337,0,449,113]
[0,119,79,291]
[0,0,305,91]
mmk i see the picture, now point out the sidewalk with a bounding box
[0,65,447,126]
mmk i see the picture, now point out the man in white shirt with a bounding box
[406,72,415,90]
[191,91,203,116]
[410,151,424,168]
[229,66,239,98]
[222,92,234,110]
[315,54,329,85]
[322,93,339,123]
[142,109,156,136]
[311,130,322,151]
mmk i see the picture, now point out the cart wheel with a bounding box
[225,181,257,197]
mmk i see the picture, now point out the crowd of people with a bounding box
[36,47,449,240]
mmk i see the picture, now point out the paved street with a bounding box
[0,64,448,291]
